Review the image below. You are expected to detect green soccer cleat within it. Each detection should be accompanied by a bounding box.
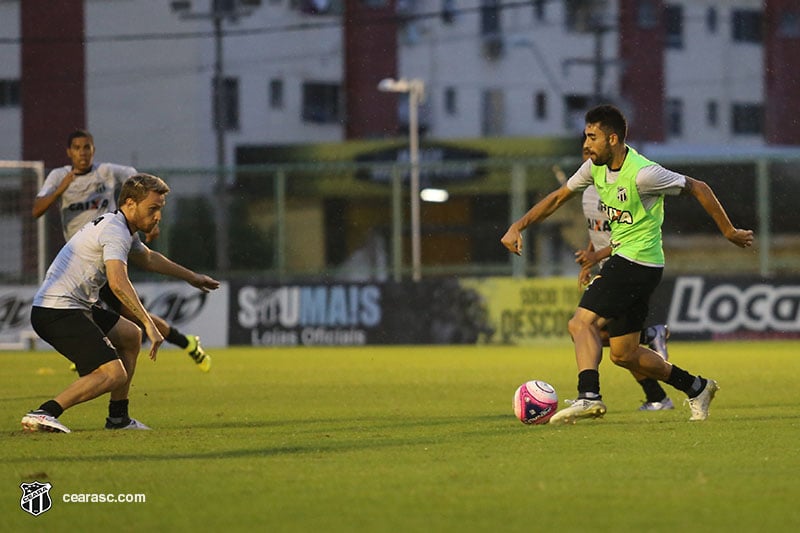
[186,335,212,372]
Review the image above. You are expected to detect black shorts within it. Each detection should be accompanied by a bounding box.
[30,306,121,377]
[578,255,663,338]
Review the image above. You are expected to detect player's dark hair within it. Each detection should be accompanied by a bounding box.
[585,105,627,142]
[118,174,170,205]
[66,129,93,147]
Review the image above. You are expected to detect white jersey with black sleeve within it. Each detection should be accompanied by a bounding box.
[33,211,147,311]
[37,163,137,241]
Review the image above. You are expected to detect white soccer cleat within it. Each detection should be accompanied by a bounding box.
[638,397,675,411]
[105,417,151,430]
[686,379,718,421]
[549,398,607,425]
[21,411,71,433]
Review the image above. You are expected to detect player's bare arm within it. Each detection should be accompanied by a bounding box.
[128,246,220,293]
[501,184,575,255]
[106,259,163,360]
[31,171,77,218]
[574,242,611,268]
[682,177,754,248]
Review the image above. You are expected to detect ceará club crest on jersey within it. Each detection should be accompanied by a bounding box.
[617,186,628,203]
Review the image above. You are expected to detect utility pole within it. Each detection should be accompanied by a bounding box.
[563,21,619,105]
[171,0,255,271]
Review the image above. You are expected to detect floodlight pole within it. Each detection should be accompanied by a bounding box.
[378,78,425,281]
[408,83,422,282]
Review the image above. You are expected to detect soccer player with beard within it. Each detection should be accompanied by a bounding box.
[502,105,753,423]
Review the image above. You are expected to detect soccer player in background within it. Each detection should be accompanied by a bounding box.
[23,174,220,432]
[32,130,212,371]
[503,104,753,424]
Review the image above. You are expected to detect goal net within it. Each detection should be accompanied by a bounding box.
[0,160,44,349]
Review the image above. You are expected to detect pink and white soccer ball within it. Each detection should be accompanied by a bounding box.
[513,380,558,424]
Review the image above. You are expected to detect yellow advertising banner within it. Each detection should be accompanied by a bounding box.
[460,277,584,345]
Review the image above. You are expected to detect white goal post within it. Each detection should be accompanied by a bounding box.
[0,160,44,350]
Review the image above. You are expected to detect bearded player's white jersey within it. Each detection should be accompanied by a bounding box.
[33,211,146,310]
[37,163,137,241]
[581,184,611,258]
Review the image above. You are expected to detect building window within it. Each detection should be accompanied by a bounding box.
[481,89,505,136]
[0,79,20,108]
[213,0,236,14]
[731,103,763,135]
[565,0,596,33]
[302,82,341,124]
[706,7,718,33]
[732,9,763,43]
[533,0,546,22]
[666,98,683,137]
[665,4,684,49]
[778,10,800,38]
[480,0,501,36]
[444,87,457,116]
[706,101,718,127]
[214,77,239,130]
[269,79,284,109]
[534,91,547,120]
[637,0,658,29]
[564,94,590,132]
[298,0,343,14]
[441,0,456,24]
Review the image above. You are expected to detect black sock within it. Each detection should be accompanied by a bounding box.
[666,365,705,397]
[639,328,651,344]
[577,369,601,400]
[39,400,64,418]
[638,378,667,403]
[108,399,130,421]
[166,327,189,349]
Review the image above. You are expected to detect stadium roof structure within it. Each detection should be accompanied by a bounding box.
[637,142,800,164]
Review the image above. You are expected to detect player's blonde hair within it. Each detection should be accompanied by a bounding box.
[118,173,170,205]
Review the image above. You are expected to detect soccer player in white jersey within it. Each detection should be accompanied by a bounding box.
[22,174,219,433]
[33,130,212,371]
[503,104,753,424]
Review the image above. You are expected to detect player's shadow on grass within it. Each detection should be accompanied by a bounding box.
[182,412,511,433]
[6,415,515,463]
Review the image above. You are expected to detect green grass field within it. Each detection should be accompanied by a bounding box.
[2,341,800,532]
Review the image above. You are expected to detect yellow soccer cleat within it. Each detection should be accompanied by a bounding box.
[186,335,212,373]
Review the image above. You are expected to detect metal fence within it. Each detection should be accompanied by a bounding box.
[129,151,800,283]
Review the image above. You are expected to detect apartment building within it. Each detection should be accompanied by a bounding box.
[0,0,797,171]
